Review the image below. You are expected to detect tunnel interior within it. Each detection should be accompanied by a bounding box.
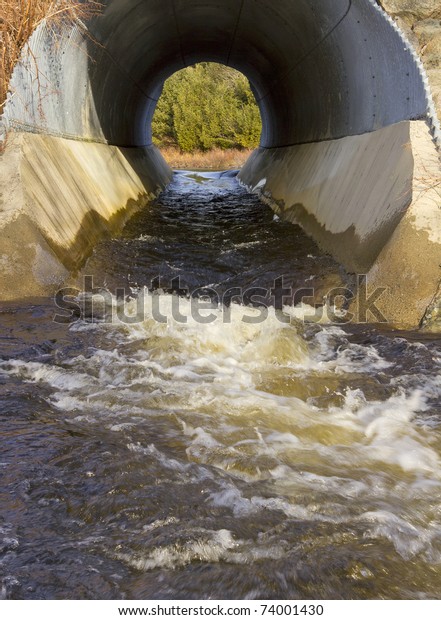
[82,0,428,150]
[2,0,440,323]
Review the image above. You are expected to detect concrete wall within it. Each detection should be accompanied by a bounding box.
[239,122,414,273]
[239,120,441,327]
[0,0,440,327]
[0,133,171,298]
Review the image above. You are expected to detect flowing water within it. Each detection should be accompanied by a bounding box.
[1,171,441,600]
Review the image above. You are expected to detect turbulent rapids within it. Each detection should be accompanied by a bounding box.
[1,173,441,599]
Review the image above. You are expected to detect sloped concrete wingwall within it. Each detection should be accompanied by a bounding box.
[0,0,440,326]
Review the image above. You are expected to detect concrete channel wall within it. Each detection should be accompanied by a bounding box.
[0,0,440,327]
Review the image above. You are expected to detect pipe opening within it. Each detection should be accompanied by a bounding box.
[151,62,262,167]
[1,0,440,326]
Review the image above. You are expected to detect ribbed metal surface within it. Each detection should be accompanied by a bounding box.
[1,0,433,148]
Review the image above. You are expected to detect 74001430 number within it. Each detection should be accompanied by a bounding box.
[260,606,324,616]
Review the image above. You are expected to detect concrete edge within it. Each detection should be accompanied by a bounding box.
[240,120,441,328]
[0,132,172,300]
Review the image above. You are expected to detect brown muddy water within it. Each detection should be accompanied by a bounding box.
[1,171,441,600]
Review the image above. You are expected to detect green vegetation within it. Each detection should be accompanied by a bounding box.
[152,63,262,152]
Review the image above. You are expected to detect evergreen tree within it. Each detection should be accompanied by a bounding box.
[152,63,262,152]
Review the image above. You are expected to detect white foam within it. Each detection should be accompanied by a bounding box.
[115,529,238,571]
[2,288,441,565]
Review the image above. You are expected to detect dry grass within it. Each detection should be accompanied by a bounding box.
[159,146,255,170]
[0,0,101,114]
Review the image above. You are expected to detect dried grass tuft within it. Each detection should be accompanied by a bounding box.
[160,146,255,171]
[0,0,101,114]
